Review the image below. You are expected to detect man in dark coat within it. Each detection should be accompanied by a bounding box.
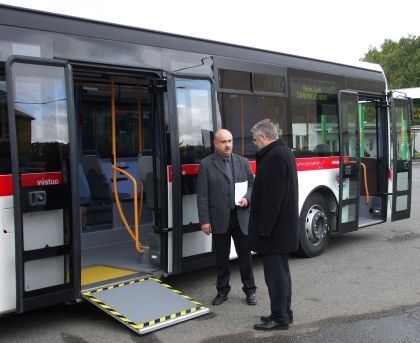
[197,129,257,306]
[248,119,299,331]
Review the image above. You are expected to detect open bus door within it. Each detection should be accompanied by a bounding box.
[167,75,216,274]
[337,90,360,233]
[78,73,209,335]
[6,56,80,312]
[390,96,412,221]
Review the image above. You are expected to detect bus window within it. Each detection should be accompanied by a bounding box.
[80,83,153,158]
[346,77,385,93]
[176,79,213,165]
[11,64,69,174]
[253,73,285,94]
[289,70,343,157]
[218,69,251,92]
[359,101,384,159]
[218,93,287,159]
[174,78,214,230]
[0,75,11,175]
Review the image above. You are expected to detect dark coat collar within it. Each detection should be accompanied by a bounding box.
[256,139,284,161]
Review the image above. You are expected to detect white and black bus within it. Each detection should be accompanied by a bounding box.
[0,4,413,334]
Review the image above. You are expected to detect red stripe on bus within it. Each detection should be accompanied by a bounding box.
[20,172,63,187]
[166,157,340,182]
[167,165,173,183]
[181,164,199,176]
[0,175,13,196]
[1,157,341,194]
[167,164,199,183]
[0,172,63,196]
[249,160,256,174]
[295,156,340,171]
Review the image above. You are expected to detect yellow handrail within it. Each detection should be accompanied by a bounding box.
[112,166,144,253]
[360,162,370,204]
[111,80,144,254]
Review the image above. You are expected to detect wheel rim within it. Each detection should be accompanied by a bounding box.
[305,205,329,245]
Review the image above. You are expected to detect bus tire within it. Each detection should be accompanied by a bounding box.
[297,193,330,257]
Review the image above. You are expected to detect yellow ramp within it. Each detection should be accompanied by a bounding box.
[81,265,139,286]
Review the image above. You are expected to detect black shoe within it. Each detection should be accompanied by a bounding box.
[254,319,289,331]
[246,293,257,305]
[261,315,293,324]
[212,293,228,306]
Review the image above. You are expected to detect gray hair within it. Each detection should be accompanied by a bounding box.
[251,119,279,140]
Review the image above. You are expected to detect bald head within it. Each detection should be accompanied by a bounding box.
[214,129,232,140]
[214,129,233,158]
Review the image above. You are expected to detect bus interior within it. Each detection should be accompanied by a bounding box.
[74,67,166,289]
[357,95,388,227]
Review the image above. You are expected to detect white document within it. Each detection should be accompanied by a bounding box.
[235,181,248,205]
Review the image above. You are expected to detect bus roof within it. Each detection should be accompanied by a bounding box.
[393,88,420,99]
[0,4,384,76]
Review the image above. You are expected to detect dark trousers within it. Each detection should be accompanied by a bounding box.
[262,254,293,323]
[213,209,256,296]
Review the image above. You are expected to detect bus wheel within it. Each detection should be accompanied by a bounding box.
[298,193,330,257]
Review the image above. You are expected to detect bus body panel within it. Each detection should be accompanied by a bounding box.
[0,194,16,315]
[298,167,339,212]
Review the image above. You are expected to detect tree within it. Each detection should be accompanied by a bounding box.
[362,35,420,89]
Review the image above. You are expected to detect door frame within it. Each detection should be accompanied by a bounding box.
[356,91,389,224]
[6,55,80,312]
[390,95,412,221]
[337,90,360,233]
[72,65,168,277]
[166,73,217,274]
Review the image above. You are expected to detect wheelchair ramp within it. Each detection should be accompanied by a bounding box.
[82,276,209,334]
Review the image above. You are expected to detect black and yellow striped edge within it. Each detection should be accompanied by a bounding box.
[82,276,207,332]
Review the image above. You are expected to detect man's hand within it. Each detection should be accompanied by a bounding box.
[237,198,249,208]
[201,223,212,235]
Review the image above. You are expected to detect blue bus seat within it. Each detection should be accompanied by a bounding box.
[82,151,131,203]
[101,158,141,199]
[78,163,91,206]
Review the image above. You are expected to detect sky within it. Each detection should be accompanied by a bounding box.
[0,0,419,65]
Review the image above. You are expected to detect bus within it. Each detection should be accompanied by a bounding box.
[0,4,413,334]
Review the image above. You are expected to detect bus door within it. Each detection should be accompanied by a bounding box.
[357,93,388,227]
[6,56,80,312]
[337,91,360,233]
[73,72,209,335]
[389,96,412,221]
[167,75,216,274]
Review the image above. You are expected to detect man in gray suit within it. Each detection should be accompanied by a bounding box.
[197,129,257,306]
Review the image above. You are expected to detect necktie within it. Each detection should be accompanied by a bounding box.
[224,158,235,209]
